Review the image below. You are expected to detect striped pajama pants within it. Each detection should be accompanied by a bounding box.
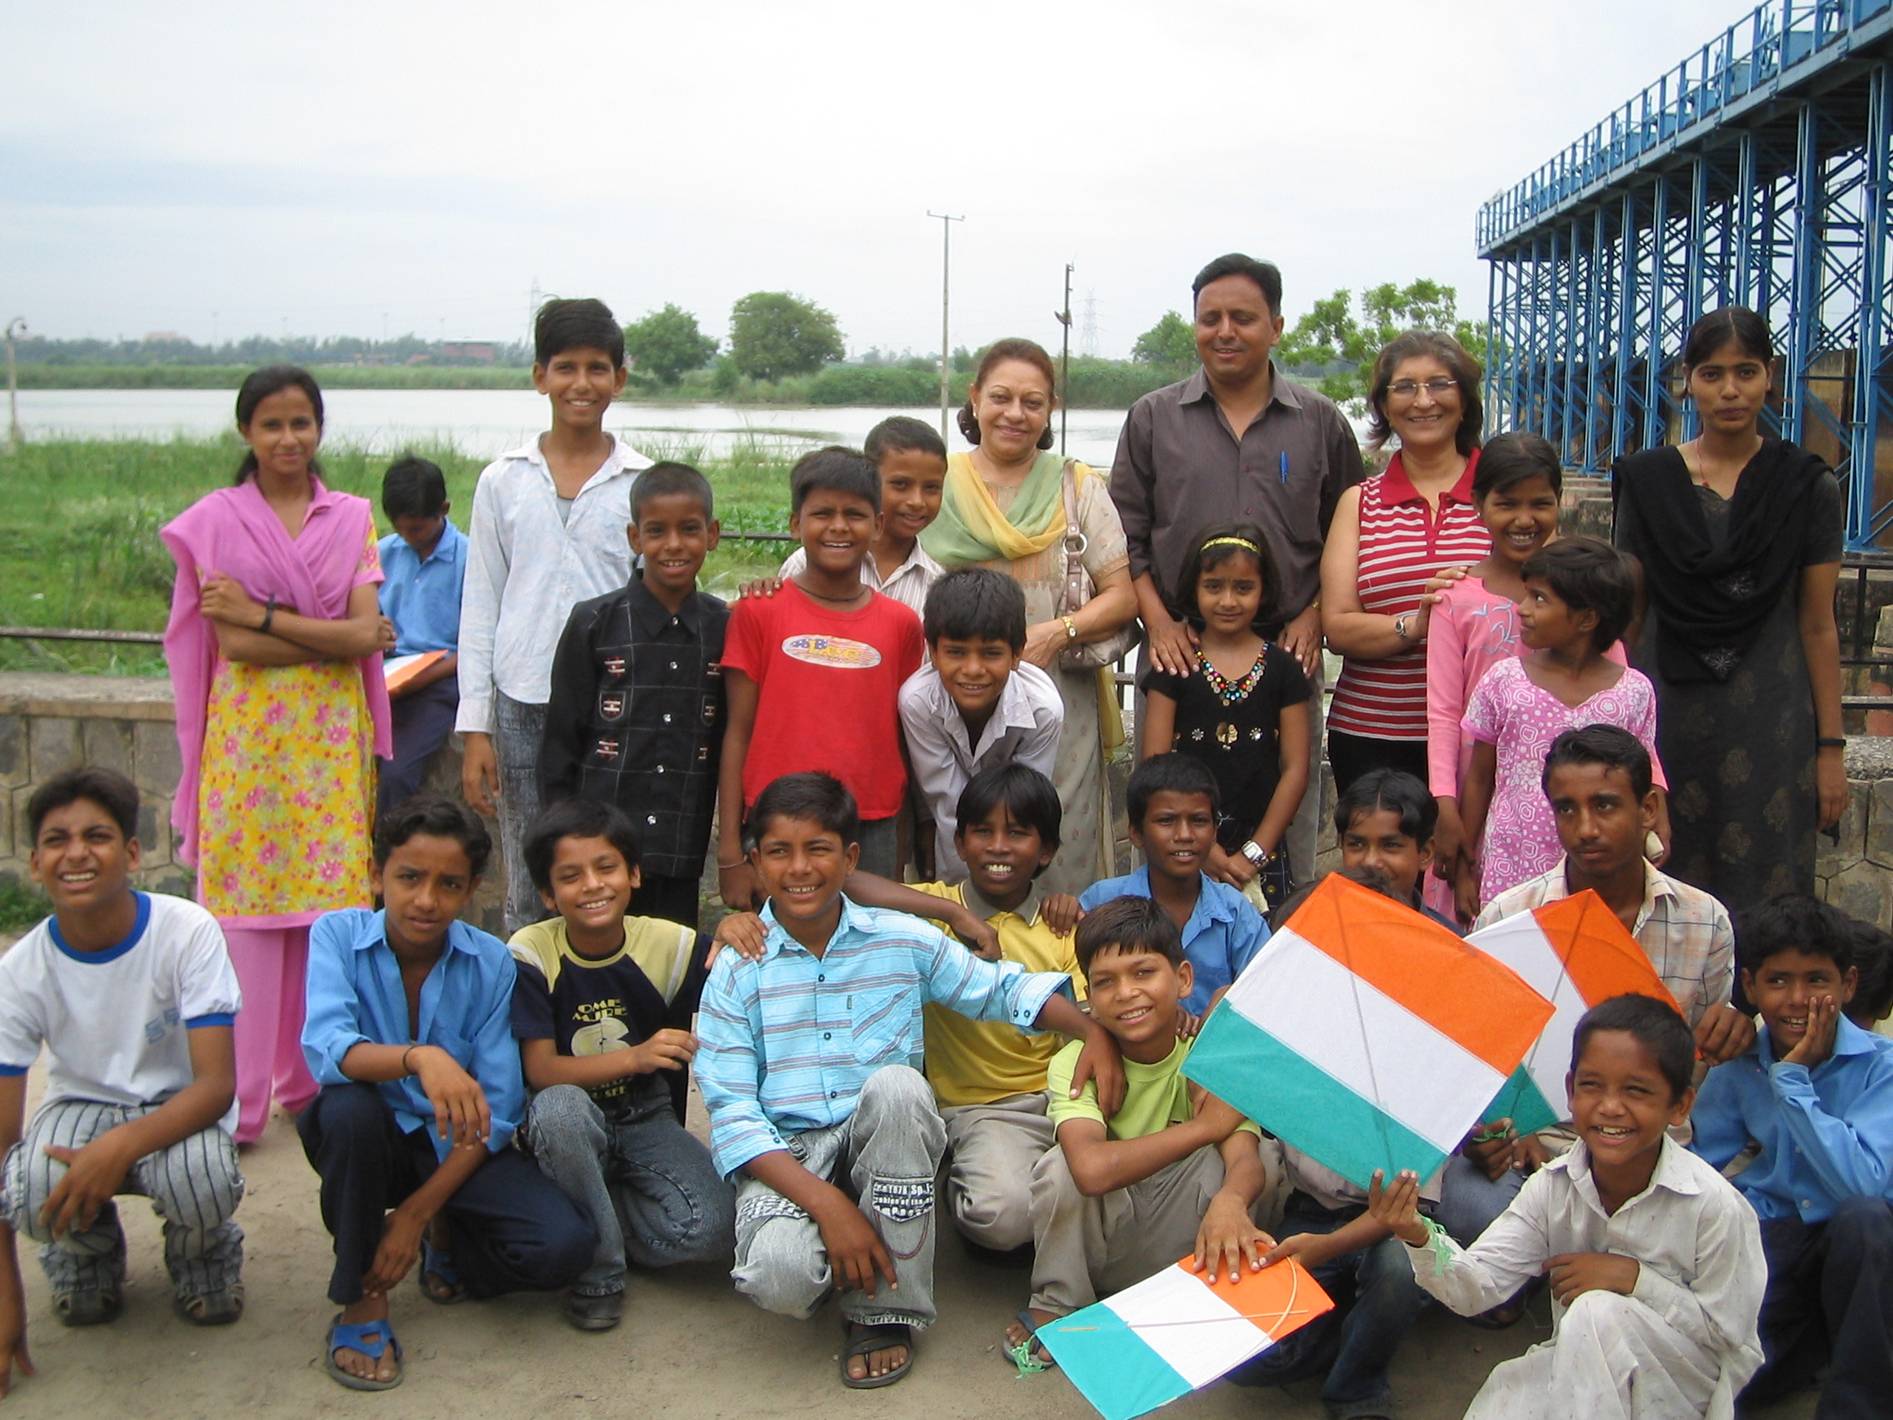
[0,1098,245,1301]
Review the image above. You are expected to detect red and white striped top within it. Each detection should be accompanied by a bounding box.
[1328,450,1490,742]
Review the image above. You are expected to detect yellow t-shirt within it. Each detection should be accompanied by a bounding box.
[910,880,1086,1108]
[1047,1034,1261,1142]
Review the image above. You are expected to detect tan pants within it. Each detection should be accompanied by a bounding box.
[939,1093,1055,1251]
[1028,1141,1232,1315]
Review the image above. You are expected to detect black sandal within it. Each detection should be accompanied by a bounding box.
[840,1320,915,1389]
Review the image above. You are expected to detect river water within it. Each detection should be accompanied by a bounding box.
[13,388,1134,467]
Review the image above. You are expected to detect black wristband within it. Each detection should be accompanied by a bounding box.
[259,596,276,635]
[1817,736,1846,749]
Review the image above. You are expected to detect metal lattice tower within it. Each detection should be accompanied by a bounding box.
[1480,0,1893,548]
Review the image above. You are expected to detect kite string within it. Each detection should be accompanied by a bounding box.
[1334,900,1398,1182]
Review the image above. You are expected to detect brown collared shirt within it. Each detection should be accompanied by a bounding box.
[1109,363,1366,621]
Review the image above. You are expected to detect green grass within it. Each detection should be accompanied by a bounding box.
[0,435,795,675]
[0,878,51,933]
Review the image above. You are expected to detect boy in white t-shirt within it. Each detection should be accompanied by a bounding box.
[0,769,244,1395]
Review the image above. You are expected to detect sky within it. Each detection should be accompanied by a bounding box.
[4,0,1749,359]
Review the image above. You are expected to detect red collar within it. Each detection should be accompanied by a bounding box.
[1379,446,1480,507]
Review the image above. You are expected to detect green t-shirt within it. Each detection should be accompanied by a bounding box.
[1046,1034,1260,1141]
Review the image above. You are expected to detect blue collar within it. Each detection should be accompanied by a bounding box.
[1757,1013,1882,1067]
[1123,865,1233,935]
[758,893,871,959]
[354,911,480,960]
[48,892,151,964]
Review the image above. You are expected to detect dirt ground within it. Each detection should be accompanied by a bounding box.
[1,1066,1822,1420]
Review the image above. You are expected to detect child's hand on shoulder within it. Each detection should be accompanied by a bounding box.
[704,911,769,969]
[1041,894,1084,936]
[410,1045,490,1148]
[947,908,1001,961]
[630,1028,699,1075]
[1070,1024,1127,1118]
[1544,1251,1638,1304]
[1207,844,1256,889]
[1175,1007,1204,1040]
[1366,1168,1430,1248]
[1694,1002,1758,1066]
[738,576,786,600]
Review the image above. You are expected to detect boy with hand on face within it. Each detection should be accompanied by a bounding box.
[1006,896,1271,1369]
[1693,894,1893,1420]
[0,770,245,1399]
[299,796,593,1392]
[1375,994,1764,1419]
[376,454,466,817]
[694,772,1123,1390]
[539,460,727,930]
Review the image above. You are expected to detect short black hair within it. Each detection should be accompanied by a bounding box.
[1844,916,1893,1022]
[1267,865,1401,932]
[1570,993,1695,1101]
[955,762,1061,858]
[1333,769,1438,843]
[789,446,880,516]
[864,416,947,466]
[1174,521,1280,631]
[1734,893,1855,976]
[1541,725,1654,803]
[745,771,859,852]
[1473,431,1564,500]
[373,794,492,878]
[632,460,715,522]
[523,798,642,895]
[381,453,447,522]
[1520,535,1635,652]
[534,297,624,368]
[1075,895,1185,978]
[923,568,1027,650]
[1192,253,1283,318]
[1126,753,1221,827]
[28,768,139,843]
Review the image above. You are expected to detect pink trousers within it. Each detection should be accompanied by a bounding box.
[222,925,320,1144]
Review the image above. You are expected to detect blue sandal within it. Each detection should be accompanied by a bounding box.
[325,1314,403,1392]
[419,1237,465,1304]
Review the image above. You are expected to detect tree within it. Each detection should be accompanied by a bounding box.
[623,304,717,385]
[726,292,844,382]
[1132,311,1196,370]
[1276,279,1489,409]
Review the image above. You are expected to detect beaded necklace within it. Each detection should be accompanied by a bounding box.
[1197,645,1268,705]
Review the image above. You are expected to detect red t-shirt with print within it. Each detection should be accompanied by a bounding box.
[723,583,925,819]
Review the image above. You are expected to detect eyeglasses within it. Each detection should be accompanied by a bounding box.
[1387,377,1459,399]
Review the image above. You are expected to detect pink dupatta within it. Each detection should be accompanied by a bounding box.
[160,477,392,866]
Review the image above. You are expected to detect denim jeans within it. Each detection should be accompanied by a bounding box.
[1746,1198,1893,1420]
[521,1082,735,1297]
[1229,1191,1430,1416]
[494,692,548,934]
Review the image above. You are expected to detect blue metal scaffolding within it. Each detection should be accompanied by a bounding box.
[1479,0,1893,548]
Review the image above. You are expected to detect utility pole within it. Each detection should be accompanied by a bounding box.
[4,318,25,455]
[1054,265,1073,455]
[926,211,964,438]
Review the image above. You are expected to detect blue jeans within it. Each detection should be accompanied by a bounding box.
[1230,1192,1430,1415]
[1435,1152,1525,1246]
[494,692,548,934]
[378,677,459,820]
[1746,1197,1893,1419]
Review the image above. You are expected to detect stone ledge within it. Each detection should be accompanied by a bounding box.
[0,673,176,723]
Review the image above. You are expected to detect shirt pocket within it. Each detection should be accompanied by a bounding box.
[429,1026,474,1070]
[848,988,917,1067]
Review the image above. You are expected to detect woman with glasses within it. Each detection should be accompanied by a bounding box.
[1318,332,1490,791]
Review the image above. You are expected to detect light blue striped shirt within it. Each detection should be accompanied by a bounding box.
[695,895,1073,1178]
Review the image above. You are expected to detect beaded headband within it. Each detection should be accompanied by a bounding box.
[1201,535,1262,554]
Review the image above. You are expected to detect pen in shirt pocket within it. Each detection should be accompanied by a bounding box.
[1278,452,1289,485]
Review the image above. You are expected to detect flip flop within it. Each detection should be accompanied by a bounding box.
[1006,1309,1060,1372]
[419,1236,466,1304]
[325,1314,403,1392]
[840,1320,915,1389]
[173,1288,244,1326]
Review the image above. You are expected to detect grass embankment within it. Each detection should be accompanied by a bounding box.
[0,436,796,676]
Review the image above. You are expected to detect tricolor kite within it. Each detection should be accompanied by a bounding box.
[1464,889,1681,1134]
[1038,1254,1333,1420]
[1184,873,1555,1189]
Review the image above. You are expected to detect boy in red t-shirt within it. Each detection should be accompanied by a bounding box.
[716,447,925,909]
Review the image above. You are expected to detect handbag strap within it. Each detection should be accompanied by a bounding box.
[1059,459,1090,618]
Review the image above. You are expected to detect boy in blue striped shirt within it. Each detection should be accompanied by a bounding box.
[695,771,1121,1391]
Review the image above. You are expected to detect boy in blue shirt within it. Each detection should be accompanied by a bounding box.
[299,796,592,1392]
[1692,894,1893,1420]
[1076,754,1269,1019]
[376,454,466,817]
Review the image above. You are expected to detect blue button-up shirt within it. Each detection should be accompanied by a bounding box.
[694,895,1074,1178]
[302,907,524,1158]
[1692,1015,1893,1223]
[1078,866,1270,1014]
[378,520,466,656]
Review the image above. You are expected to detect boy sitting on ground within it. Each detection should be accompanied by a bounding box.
[299,796,593,1392]
[1692,894,1893,1419]
[1007,896,1270,1368]
[509,798,734,1332]
[0,769,245,1396]
[694,771,1122,1390]
[1376,993,1764,1418]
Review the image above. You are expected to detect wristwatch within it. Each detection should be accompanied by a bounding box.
[1392,612,1415,642]
[1240,840,1269,867]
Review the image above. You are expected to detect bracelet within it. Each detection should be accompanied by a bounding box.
[717,856,746,870]
[400,1044,417,1076]
[1061,615,1078,641]
[259,595,276,635]
[1816,736,1846,749]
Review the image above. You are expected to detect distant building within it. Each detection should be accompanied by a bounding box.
[439,341,499,365]
[144,331,187,344]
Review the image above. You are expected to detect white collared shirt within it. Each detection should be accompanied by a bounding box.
[898,660,1062,881]
[455,434,651,732]
[1403,1137,1765,1417]
[779,539,944,619]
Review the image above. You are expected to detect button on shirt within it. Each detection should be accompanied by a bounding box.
[1110,364,1366,623]
[898,659,1063,882]
[378,520,467,656]
[302,908,525,1158]
[694,894,1075,1177]
[456,434,652,733]
[1691,1015,1893,1223]
[1077,866,1270,1014]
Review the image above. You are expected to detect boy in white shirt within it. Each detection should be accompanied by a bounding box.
[458,297,652,931]
[0,769,244,1395]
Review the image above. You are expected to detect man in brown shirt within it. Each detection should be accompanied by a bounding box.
[1110,253,1366,880]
